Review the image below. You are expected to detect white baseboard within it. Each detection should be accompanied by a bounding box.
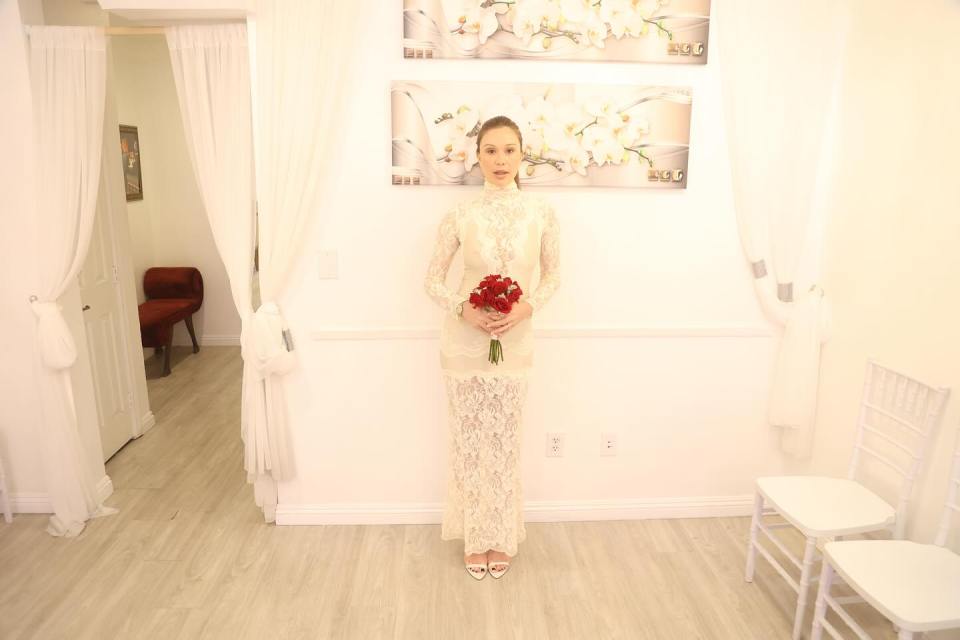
[9,492,52,514]
[97,475,114,502]
[11,475,115,514]
[139,411,156,436]
[174,335,240,347]
[275,494,755,526]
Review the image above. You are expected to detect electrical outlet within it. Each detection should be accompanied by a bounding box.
[546,433,564,458]
[601,432,617,456]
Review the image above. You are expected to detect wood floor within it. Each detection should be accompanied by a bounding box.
[0,347,899,639]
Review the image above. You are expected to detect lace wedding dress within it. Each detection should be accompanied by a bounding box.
[423,179,561,556]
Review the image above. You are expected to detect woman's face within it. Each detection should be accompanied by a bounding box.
[478,126,522,187]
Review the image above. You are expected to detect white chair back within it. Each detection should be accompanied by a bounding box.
[934,428,960,548]
[847,360,950,538]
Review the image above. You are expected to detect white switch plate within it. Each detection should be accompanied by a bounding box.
[318,250,338,279]
[546,433,564,458]
[601,432,617,456]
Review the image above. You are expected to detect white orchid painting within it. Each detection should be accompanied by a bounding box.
[391,81,691,188]
[403,0,710,63]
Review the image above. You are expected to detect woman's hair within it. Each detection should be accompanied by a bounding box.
[476,115,523,189]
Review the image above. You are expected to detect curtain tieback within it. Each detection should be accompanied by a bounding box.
[29,298,78,370]
[242,301,296,380]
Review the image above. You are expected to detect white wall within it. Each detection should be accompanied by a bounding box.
[110,34,241,348]
[274,8,789,522]
[810,0,960,546]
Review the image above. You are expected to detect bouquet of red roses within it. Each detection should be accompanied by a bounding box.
[468,274,523,365]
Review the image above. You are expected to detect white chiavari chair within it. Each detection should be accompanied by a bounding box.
[811,426,960,640]
[745,360,950,639]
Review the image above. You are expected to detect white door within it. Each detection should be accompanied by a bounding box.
[79,158,136,461]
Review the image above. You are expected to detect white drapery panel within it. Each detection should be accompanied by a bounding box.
[164,25,281,518]
[166,24,254,321]
[718,2,846,457]
[245,1,364,511]
[26,26,116,536]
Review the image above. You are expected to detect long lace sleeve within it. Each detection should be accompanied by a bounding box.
[424,207,464,314]
[526,204,560,311]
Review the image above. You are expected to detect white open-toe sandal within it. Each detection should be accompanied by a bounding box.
[465,562,488,581]
[488,559,510,579]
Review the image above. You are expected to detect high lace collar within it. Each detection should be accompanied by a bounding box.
[482,179,521,201]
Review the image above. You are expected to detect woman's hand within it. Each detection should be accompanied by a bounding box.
[461,304,502,334]
[486,301,533,338]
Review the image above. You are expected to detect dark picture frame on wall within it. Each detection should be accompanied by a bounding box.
[119,124,143,201]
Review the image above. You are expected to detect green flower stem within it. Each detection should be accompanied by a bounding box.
[498,27,580,44]
[626,147,654,167]
[642,18,673,39]
[575,119,598,137]
[489,338,504,365]
[533,28,580,42]
[525,155,563,170]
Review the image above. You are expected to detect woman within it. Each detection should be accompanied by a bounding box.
[423,115,561,580]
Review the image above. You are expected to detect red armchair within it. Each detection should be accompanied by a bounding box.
[138,267,203,376]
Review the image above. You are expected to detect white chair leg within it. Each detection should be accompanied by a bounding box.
[745,490,763,582]
[792,536,818,640]
[810,559,834,640]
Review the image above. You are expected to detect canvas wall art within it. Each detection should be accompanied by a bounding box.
[119,124,143,201]
[391,80,692,188]
[403,0,711,63]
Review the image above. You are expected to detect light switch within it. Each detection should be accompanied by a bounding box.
[318,250,338,279]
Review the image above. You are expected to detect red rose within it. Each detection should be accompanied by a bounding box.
[492,297,512,313]
[463,274,523,364]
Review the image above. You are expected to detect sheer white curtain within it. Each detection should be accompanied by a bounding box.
[164,25,278,517]
[718,2,847,457]
[25,26,116,536]
[245,1,363,514]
